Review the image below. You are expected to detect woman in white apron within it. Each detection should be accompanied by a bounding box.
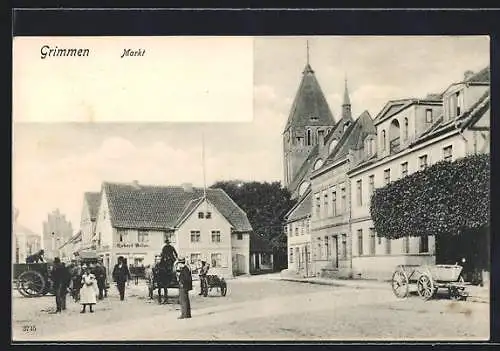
[80,264,98,313]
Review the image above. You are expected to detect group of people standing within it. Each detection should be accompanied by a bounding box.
[49,257,117,313]
[47,240,207,320]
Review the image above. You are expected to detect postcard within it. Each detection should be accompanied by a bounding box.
[12,35,490,341]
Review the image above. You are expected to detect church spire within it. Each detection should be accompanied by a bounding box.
[306,40,310,65]
[342,75,352,119]
[303,40,314,74]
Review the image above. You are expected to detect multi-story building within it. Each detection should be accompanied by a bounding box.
[283,60,490,281]
[347,67,490,280]
[285,190,312,276]
[310,111,376,278]
[42,209,73,260]
[88,181,252,279]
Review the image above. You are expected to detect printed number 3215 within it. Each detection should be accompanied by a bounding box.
[23,325,36,332]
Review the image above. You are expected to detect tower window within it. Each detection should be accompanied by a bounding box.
[307,130,312,146]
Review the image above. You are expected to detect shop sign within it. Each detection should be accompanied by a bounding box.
[116,242,150,249]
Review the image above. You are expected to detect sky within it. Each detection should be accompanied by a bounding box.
[12,36,490,237]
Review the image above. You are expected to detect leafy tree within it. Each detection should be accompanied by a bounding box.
[210,180,296,249]
[370,154,489,239]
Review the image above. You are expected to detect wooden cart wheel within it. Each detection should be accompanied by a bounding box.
[449,275,466,300]
[391,269,409,298]
[220,280,227,296]
[17,271,46,298]
[417,274,434,301]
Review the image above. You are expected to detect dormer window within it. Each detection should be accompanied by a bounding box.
[456,91,463,116]
[329,140,338,153]
[403,118,409,141]
[426,109,433,123]
[198,212,204,219]
[206,212,212,219]
[313,159,324,171]
[448,89,464,119]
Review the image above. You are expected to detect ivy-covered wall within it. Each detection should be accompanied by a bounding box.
[370,153,489,239]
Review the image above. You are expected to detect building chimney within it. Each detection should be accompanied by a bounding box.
[181,183,193,192]
[464,70,475,81]
[131,180,140,189]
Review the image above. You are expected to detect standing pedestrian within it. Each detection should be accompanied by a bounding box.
[79,264,97,313]
[49,257,71,313]
[92,258,107,300]
[176,257,192,319]
[112,256,132,301]
[198,259,210,297]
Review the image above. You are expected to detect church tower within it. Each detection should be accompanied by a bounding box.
[282,42,336,190]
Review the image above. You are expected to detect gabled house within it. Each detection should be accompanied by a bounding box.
[91,181,253,278]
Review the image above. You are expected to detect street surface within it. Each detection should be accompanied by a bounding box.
[12,274,489,341]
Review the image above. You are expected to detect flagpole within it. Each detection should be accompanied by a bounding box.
[202,130,207,200]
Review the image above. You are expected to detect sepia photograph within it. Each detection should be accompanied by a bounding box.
[12,35,490,341]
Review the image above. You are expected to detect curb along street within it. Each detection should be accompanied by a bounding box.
[279,277,489,303]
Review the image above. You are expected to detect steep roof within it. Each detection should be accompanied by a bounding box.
[324,111,375,165]
[284,64,336,132]
[84,192,101,220]
[102,182,252,232]
[249,232,273,253]
[286,191,312,222]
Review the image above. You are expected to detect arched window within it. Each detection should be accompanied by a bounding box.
[404,118,409,141]
[307,129,312,146]
[381,130,386,151]
[389,119,401,154]
[313,158,324,171]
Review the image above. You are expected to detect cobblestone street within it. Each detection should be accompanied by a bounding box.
[12,274,489,341]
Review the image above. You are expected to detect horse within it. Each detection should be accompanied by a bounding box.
[152,259,176,304]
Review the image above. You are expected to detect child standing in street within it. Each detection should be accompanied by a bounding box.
[80,264,97,313]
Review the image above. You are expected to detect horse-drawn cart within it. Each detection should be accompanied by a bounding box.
[13,263,54,298]
[392,263,468,301]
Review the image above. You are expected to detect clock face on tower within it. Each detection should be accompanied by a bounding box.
[298,181,310,196]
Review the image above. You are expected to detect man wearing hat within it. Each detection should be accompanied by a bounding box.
[112,256,132,301]
[92,258,107,300]
[176,257,192,319]
[198,259,210,297]
[161,239,178,270]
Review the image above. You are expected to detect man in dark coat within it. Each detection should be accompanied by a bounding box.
[112,256,131,301]
[92,259,107,300]
[26,249,45,263]
[198,260,210,297]
[176,257,192,319]
[161,239,178,269]
[50,257,71,313]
